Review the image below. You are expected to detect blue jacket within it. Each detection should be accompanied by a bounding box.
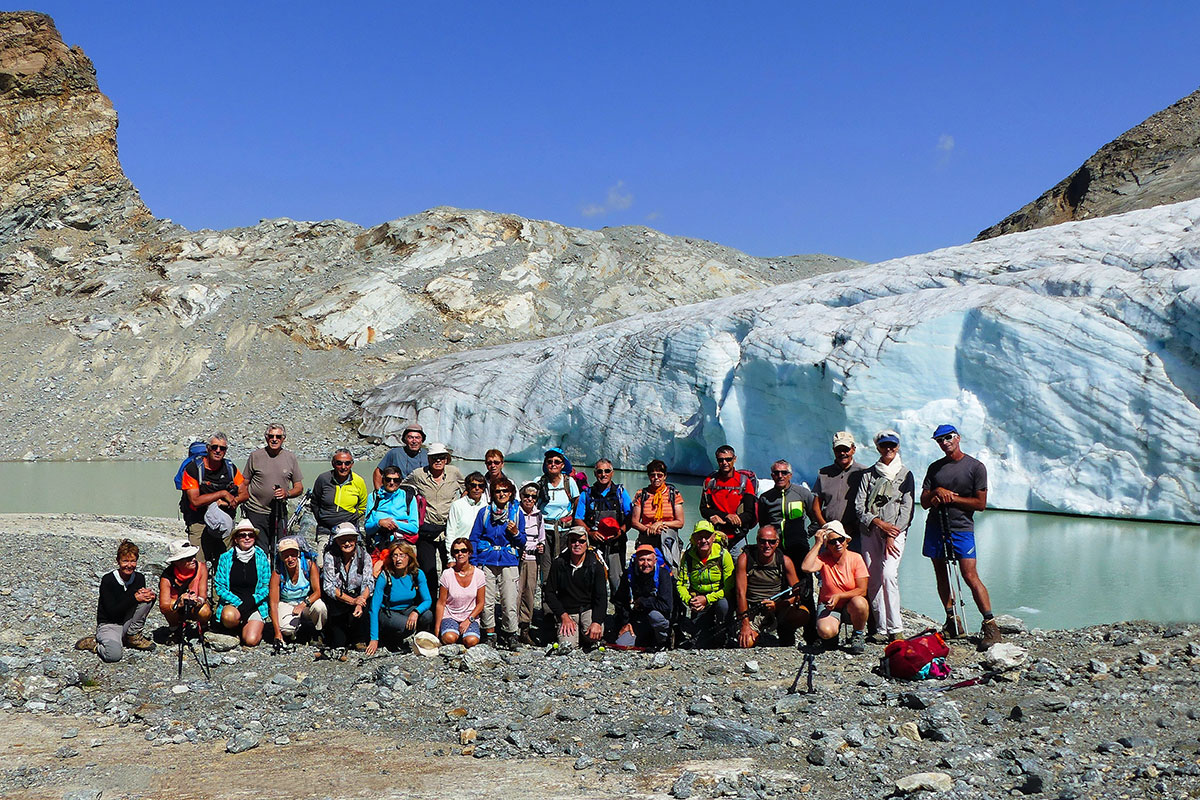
[214,547,271,619]
[369,569,432,641]
[469,503,526,568]
[364,486,420,549]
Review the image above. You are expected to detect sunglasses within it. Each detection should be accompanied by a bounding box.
[546,458,565,465]
[493,489,512,495]
[485,459,503,465]
[833,447,852,455]
[648,471,665,477]
[265,434,283,441]
[234,532,255,539]
[758,538,779,545]
[208,444,227,452]
[383,477,402,484]
[333,460,353,466]
[878,443,898,450]
[595,468,613,475]
[935,434,957,444]
[521,493,538,500]
[827,538,846,547]
[467,484,485,490]
[716,456,734,463]
[430,454,450,461]
[770,470,790,476]
[451,547,469,555]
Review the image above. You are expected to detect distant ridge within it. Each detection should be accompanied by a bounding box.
[976,87,1200,240]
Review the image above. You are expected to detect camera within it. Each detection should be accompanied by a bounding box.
[174,595,200,617]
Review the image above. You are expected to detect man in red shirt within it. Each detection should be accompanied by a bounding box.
[800,521,868,654]
[699,445,757,558]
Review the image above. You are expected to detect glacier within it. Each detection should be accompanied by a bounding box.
[357,199,1200,522]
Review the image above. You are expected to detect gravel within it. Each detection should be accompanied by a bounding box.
[2,514,1199,799]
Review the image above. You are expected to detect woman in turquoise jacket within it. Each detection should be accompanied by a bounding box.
[214,520,272,646]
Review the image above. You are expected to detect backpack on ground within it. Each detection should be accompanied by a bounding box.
[881,629,951,680]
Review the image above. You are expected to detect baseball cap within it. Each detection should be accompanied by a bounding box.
[832,431,856,449]
[931,424,958,439]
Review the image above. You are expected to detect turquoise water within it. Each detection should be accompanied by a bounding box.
[2,459,1196,629]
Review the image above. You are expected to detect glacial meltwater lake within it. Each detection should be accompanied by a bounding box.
[3,459,1197,630]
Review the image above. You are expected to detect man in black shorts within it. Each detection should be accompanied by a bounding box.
[919,424,1002,651]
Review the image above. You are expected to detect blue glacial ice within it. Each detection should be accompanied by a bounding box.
[358,199,1200,522]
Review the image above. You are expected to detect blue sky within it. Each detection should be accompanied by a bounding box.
[35,2,1200,263]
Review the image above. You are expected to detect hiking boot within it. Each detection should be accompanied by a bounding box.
[497,631,518,652]
[517,625,538,647]
[847,630,866,655]
[74,635,97,653]
[943,613,968,639]
[978,619,1004,651]
[124,632,155,651]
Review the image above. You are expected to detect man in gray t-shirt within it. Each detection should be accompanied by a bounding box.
[919,423,1002,651]
[811,431,868,551]
[241,423,305,553]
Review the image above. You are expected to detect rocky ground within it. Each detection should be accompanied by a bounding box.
[2,514,1198,800]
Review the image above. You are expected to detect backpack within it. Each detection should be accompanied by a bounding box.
[701,468,758,506]
[536,473,578,510]
[623,549,673,595]
[582,483,629,530]
[173,441,210,490]
[882,629,951,680]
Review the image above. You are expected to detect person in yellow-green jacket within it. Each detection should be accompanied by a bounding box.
[676,520,734,648]
[311,448,369,552]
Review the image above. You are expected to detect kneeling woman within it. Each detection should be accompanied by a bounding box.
[434,537,485,647]
[366,541,432,655]
[159,539,213,637]
[269,537,327,644]
[213,520,271,646]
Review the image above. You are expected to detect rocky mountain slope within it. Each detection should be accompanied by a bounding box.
[358,199,1200,522]
[976,86,1200,239]
[0,12,857,462]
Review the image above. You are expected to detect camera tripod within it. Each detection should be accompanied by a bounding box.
[177,619,212,680]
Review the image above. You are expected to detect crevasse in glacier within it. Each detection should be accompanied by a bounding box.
[358,199,1200,521]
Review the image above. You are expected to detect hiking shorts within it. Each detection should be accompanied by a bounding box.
[922,527,976,560]
[439,616,480,639]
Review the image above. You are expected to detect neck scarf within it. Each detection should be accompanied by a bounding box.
[172,561,197,584]
[648,485,669,522]
[490,501,512,526]
[875,455,904,483]
[234,546,255,564]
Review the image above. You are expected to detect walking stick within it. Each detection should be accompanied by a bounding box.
[938,506,968,638]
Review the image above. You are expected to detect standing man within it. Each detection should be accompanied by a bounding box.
[373,423,427,489]
[699,445,757,558]
[482,449,509,496]
[311,448,369,552]
[811,432,868,552]
[179,431,248,564]
[576,458,633,595]
[402,443,466,598]
[241,423,304,554]
[756,460,814,566]
[920,424,1003,651]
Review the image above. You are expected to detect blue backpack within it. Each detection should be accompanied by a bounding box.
[173,441,210,490]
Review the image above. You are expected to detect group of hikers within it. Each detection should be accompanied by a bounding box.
[77,420,1005,663]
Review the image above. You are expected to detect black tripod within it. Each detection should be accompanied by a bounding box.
[938,506,968,638]
[177,618,212,680]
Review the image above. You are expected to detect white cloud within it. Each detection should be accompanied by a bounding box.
[645,210,661,222]
[581,180,633,218]
[937,134,955,153]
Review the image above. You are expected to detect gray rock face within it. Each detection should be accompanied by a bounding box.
[918,702,967,743]
[977,88,1200,240]
[701,718,780,747]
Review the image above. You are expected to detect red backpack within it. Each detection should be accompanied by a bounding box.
[882,629,951,680]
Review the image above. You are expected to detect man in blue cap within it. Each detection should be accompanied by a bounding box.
[919,424,1003,651]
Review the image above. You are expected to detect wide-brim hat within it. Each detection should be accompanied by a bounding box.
[332,522,359,540]
[401,423,426,442]
[426,442,451,457]
[412,631,439,657]
[166,539,199,562]
[819,520,849,540]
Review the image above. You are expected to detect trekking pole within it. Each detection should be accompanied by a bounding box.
[177,627,185,680]
[938,506,968,638]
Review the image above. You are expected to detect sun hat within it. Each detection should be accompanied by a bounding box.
[401,423,426,442]
[233,519,256,534]
[819,520,849,540]
[411,631,440,657]
[426,442,451,457]
[166,539,199,562]
[932,423,958,439]
[874,430,900,446]
[332,522,359,540]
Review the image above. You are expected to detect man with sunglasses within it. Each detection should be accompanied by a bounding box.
[811,431,868,553]
[756,460,815,566]
[699,445,758,559]
[241,423,304,553]
[920,424,1003,650]
[179,431,247,564]
[575,458,633,595]
[311,448,368,552]
[733,525,808,648]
